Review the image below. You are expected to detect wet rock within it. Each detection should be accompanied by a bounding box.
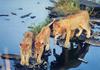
[78,58,88,64]
[18,8,23,10]
[21,21,25,23]
[20,13,32,18]
[49,0,57,4]
[45,6,54,10]
[30,16,36,19]
[0,14,9,17]
[11,12,17,15]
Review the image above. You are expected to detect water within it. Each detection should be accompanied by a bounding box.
[0,0,52,54]
[0,0,100,70]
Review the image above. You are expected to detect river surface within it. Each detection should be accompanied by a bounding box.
[0,0,100,70]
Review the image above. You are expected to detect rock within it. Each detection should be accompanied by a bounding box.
[11,12,17,15]
[78,58,88,64]
[0,14,9,17]
[30,16,36,19]
[20,13,32,18]
[18,8,23,10]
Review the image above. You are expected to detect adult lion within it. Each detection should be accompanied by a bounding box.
[20,32,33,65]
[53,10,91,48]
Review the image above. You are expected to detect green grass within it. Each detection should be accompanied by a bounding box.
[54,0,80,15]
[28,18,50,36]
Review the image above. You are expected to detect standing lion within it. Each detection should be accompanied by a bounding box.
[33,20,55,64]
[34,26,50,64]
[20,32,33,66]
[53,10,91,48]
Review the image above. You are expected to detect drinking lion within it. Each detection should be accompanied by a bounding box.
[53,10,91,48]
[34,26,50,64]
[33,20,55,64]
[20,32,33,65]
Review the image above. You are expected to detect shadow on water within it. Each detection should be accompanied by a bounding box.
[50,43,90,70]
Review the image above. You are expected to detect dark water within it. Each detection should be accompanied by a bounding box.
[0,0,100,70]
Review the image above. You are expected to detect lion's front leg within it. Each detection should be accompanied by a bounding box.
[37,56,42,64]
[25,51,30,66]
[64,30,71,48]
[54,34,61,46]
[70,30,75,38]
[76,27,83,37]
[86,27,91,38]
[20,49,25,65]
[29,47,32,57]
[37,47,44,64]
[54,35,58,46]
[45,39,50,51]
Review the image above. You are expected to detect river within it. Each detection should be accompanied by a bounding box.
[0,0,100,70]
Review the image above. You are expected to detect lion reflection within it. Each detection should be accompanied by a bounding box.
[50,38,90,70]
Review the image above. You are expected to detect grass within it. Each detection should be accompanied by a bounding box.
[28,18,50,36]
[54,0,80,15]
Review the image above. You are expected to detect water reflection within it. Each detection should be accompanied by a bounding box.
[50,40,90,70]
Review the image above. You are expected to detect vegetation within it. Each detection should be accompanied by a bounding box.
[28,18,50,36]
[53,0,80,15]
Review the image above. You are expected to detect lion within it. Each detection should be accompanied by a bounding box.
[34,26,50,64]
[53,10,91,48]
[33,19,55,64]
[20,32,33,66]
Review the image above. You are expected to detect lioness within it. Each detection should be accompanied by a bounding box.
[53,10,91,48]
[34,26,50,64]
[20,32,33,65]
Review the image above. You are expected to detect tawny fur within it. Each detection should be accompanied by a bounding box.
[34,26,50,64]
[20,32,33,66]
[53,10,91,48]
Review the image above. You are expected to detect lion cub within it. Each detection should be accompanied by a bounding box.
[34,26,50,64]
[20,32,33,65]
